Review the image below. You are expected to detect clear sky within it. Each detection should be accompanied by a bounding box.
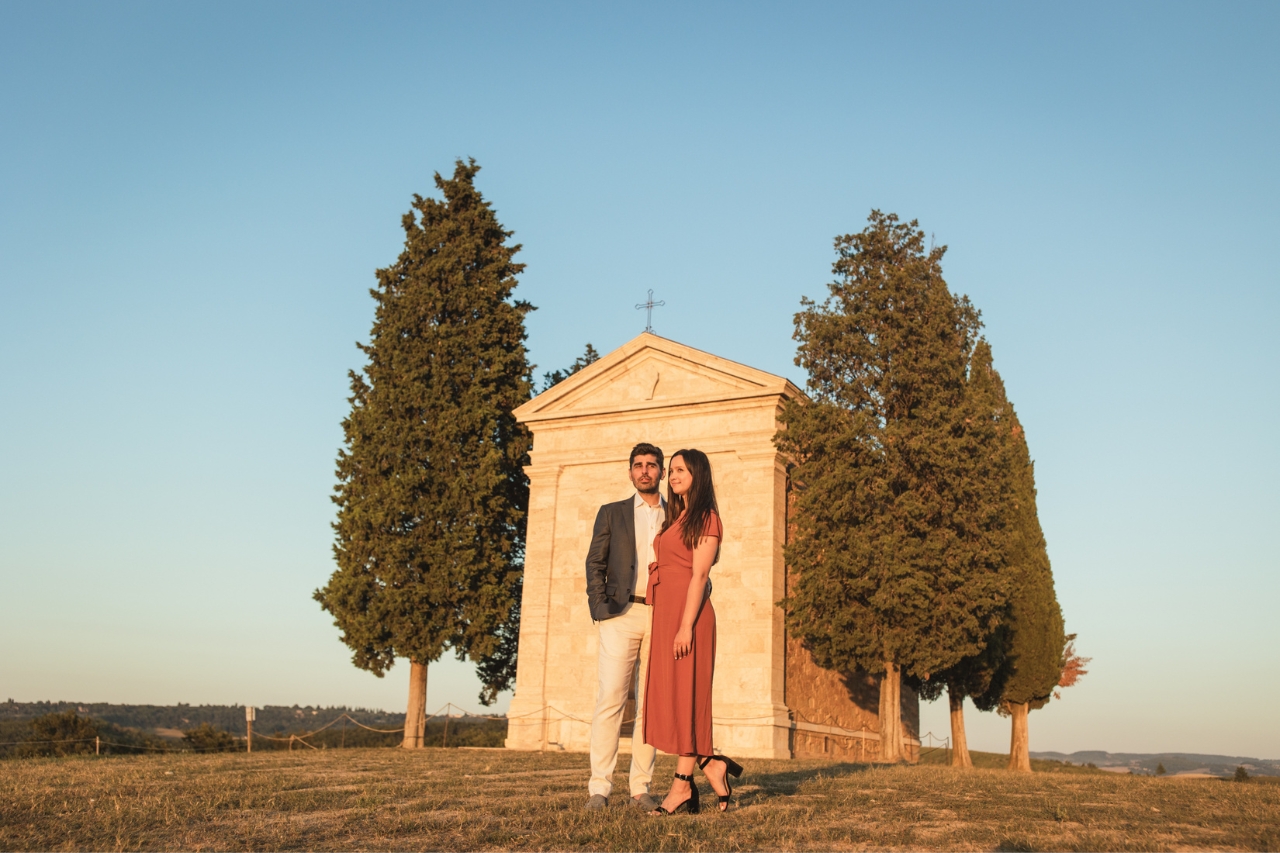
[2,1,1276,758]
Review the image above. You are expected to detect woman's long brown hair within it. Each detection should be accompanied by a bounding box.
[661,449,720,555]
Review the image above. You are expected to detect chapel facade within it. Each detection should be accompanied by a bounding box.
[504,333,919,761]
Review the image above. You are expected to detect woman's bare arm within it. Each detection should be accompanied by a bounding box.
[673,534,718,660]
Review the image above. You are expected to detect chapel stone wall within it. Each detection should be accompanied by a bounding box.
[785,638,921,762]
[505,335,796,758]
[504,334,918,762]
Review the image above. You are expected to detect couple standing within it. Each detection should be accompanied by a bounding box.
[584,443,742,816]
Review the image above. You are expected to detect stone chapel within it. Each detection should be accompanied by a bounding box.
[504,333,919,761]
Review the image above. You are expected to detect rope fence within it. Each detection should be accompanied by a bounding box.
[508,704,940,761]
[1,703,507,755]
[250,703,507,750]
[5,706,952,760]
[918,731,952,762]
[0,737,262,753]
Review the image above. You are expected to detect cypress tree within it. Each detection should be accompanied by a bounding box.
[315,159,533,748]
[541,343,600,390]
[777,212,1011,762]
[974,395,1066,771]
[914,340,1023,768]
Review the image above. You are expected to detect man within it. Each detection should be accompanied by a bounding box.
[583,442,665,811]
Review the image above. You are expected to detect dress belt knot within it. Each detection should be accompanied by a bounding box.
[645,561,660,603]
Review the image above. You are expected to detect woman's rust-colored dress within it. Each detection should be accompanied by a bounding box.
[642,511,721,756]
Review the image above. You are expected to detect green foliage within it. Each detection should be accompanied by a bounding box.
[0,705,512,759]
[542,343,600,390]
[0,700,404,737]
[1235,766,1251,782]
[1156,762,1166,775]
[0,718,30,755]
[316,159,533,705]
[777,211,1012,683]
[2,711,173,759]
[183,723,239,752]
[915,342,1028,708]
[975,402,1066,713]
[24,710,98,756]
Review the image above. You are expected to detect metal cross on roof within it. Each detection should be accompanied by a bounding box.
[635,289,665,333]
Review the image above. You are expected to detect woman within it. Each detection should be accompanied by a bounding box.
[642,448,743,814]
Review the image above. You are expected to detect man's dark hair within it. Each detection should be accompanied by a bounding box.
[629,442,664,470]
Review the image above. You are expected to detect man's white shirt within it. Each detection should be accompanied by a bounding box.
[633,492,665,598]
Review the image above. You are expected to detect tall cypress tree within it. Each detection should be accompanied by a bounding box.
[976,398,1066,771]
[315,159,533,748]
[916,341,1069,772]
[913,340,1021,768]
[777,212,1011,762]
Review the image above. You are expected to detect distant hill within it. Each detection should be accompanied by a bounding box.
[1,700,507,753]
[0,700,413,735]
[1031,750,1280,777]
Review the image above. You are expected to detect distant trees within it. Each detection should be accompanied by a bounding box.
[778,212,1014,762]
[182,724,238,752]
[25,710,98,756]
[5,711,172,758]
[316,159,534,748]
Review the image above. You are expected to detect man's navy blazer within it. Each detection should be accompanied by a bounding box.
[585,496,641,622]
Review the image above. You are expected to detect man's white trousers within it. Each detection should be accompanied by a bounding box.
[588,603,656,798]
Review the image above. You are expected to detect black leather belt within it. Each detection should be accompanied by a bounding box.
[629,595,648,605]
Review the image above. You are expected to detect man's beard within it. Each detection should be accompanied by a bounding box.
[635,481,660,495]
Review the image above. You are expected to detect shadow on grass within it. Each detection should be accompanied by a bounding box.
[740,761,879,805]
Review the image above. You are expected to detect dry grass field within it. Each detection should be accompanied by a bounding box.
[2,747,1277,852]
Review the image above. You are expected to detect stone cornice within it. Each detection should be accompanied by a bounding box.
[515,332,805,424]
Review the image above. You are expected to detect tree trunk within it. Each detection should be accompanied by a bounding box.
[402,660,428,749]
[1007,701,1031,772]
[878,660,904,763]
[948,686,973,768]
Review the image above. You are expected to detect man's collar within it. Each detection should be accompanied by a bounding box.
[634,492,664,510]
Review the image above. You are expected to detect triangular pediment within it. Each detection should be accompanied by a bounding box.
[515,333,803,423]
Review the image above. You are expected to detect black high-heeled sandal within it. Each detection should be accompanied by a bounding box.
[652,772,700,815]
[698,755,744,811]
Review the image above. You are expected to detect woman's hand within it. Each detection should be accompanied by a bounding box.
[673,625,693,660]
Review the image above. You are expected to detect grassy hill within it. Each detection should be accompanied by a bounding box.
[2,747,1277,850]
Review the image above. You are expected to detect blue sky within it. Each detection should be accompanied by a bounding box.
[1,1,1276,757]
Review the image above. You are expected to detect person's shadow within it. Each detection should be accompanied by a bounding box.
[732,761,876,806]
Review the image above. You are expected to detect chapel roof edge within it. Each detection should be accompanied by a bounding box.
[514,332,806,422]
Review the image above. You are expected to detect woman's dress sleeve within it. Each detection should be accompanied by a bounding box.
[704,511,723,540]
